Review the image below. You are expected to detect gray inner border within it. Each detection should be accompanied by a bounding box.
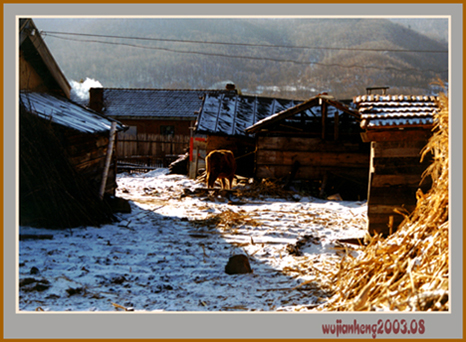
[4,3,463,339]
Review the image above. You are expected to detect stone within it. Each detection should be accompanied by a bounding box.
[225,254,253,275]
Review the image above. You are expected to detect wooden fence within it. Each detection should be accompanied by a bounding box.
[116,133,190,169]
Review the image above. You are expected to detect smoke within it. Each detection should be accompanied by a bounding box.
[70,78,102,105]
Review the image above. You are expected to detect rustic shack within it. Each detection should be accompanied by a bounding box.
[19,18,125,228]
[355,90,439,237]
[193,92,301,178]
[20,18,70,97]
[245,94,370,200]
[89,87,235,168]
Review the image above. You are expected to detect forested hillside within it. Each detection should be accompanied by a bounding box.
[34,18,448,99]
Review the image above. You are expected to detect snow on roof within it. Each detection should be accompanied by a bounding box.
[20,91,123,134]
[196,93,300,136]
[354,94,439,129]
[101,88,232,119]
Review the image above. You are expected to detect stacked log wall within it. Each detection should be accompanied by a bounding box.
[255,136,369,183]
[367,132,432,236]
[58,125,118,196]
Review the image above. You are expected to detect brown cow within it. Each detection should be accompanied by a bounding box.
[205,150,237,189]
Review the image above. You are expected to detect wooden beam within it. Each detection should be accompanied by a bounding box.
[245,98,320,134]
[367,213,405,225]
[368,204,415,215]
[256,150,369,168]
[257,136,361,152]
[372,140,427,158]
[362,129,432,143]
[371,174,423,187]
[334,111,339,141]
[321,100,327,140]
[255,165,369,180]
[368,187,419,206]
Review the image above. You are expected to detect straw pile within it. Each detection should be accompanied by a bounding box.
[234,178,297,200]
[191,209,260,233]
[313,89,449,311]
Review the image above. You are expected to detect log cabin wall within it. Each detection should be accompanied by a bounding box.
[245,95,369,200]
[254,136,369,199]
[364,130,432,237]
[255,136,368,179]
[60,127,118,196]
[206,135,256,177]
[355,93,439,237]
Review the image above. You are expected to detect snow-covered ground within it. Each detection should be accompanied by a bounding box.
[18,169,367,312]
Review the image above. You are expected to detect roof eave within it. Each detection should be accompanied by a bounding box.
[20,19,71,98]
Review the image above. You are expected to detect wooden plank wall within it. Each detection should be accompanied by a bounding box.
[367,137,432,237]
[61,129,118,196]
[255,136,369,182]
[206,135,256,177]
[117,133,190,167]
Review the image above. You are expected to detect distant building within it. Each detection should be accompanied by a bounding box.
[89,87,236,168]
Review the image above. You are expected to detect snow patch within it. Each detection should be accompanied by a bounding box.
[19,169,368,312]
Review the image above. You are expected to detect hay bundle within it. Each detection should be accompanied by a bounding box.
[318,89,449,311]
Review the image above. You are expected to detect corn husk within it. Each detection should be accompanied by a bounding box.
[313,86,449,311]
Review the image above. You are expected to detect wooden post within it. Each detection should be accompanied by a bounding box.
[194,145,200,178]
[99,122,117,200]
[334,111,339,141]
[321,99,327,140]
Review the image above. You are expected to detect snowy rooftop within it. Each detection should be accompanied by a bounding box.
[196,93,301,136]
[20,91,124,134]
[354,94,439,128]
[101,88,233,119]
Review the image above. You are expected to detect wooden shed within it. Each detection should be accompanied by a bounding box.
[19,18,126,228]
[356,91,439,237]
[193,92,301,178]
[245,94,370,200]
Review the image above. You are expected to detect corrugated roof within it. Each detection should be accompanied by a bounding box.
[102,88,232,118]
[196,93,300,136]
[354,94,439,129]
[20,91,124,134]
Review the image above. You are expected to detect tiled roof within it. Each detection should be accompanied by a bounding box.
[354,94,439,129]
[20,91,124,134]
[196,93,300,136]
[102,88,231,119]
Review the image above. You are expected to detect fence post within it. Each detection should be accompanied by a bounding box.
[99,122,117,200]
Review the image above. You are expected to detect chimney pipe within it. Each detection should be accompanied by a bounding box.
[89,87,104,113]
[226,83,236,91]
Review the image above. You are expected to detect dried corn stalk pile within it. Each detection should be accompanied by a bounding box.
[317,90,449,311]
